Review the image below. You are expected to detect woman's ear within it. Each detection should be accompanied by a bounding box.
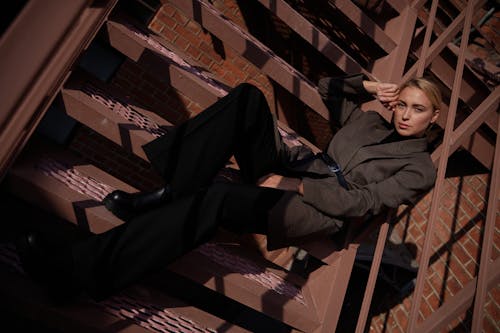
[430,109,440,124]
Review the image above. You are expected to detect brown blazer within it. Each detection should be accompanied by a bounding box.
[266,74,436,250]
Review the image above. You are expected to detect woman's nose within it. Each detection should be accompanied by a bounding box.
[402,109,410,120]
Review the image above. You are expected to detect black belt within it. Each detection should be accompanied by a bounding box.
[318,152,349,190]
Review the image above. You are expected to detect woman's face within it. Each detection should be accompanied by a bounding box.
[393,86,439,137]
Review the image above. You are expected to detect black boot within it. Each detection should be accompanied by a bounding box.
[102,185,173,221]
[15,231,78,304]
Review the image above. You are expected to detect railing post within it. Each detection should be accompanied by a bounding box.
[470,113,500,332]
[407,1,478,331]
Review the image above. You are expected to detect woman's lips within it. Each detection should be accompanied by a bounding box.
[398,122,410,129]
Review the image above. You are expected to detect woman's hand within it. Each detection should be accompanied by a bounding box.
[363,81,400,110]
[257,173,304,195]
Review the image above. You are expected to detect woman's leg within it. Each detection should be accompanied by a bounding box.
[72,183,284,300]
[103,83,283,221]
[143,83,283,196]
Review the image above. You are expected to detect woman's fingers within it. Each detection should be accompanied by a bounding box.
[377,82,399,105]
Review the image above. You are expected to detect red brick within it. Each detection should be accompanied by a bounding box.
[484,299,499,327]
[157,11,177,29]
[394,308,408,331]
[431,232,445,251]
[402,296,413,313]
[186,44,202,60]
[464,260,478,277]
[198,53,214,67]
[460,195,483,220]
[171,8,189,26]
[423,279,435,299]
[419,190,433,208]
[159,3,176,17]
[160,26,179,43]
[435,217,451,242]
[467,175,480,190]
[440,190,458,210]
[185,20,202,35]
[483,316,499,333]
[172,35,189,51]
[462,238,481,262]
[198,40,218,56]
[222,71,240,86]
[148,20,165,34]
[419,297,434,320]
[384,309,398,331]
[451,264,472,288]
[428,259,443,279]
[231,55,250,71]
[453,242,473,265]
[445,275,462,297]
[178,26,204,47]
[467,189,486,210]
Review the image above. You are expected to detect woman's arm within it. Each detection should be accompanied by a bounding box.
[300,160,436,218]
[318,74,370,127]
[257,173,304,195]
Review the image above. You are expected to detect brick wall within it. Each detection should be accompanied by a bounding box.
[369,165,499,332]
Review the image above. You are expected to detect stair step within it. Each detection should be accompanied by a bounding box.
[126,1,330,120]
[256,0,394,61]
[5,138,331,332]
[104,16,319,153]
[167,241,322,331]
[62,70,170,161]
[0,242,249,333]
[6,140,125,234]
[59,13,358,332]
[106,16,228,110]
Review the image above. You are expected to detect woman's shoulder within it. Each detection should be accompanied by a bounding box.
[406,150,437,186]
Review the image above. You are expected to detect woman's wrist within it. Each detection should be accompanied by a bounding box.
[362,80,379,94]
[297,179,304,195]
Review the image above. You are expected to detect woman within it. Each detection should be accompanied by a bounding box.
[16,73,441,302]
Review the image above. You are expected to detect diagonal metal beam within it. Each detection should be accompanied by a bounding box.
[417,257,500,333]
[471,112,500,332]
[402,8,467,82]
[416,0,439,77]
[431,86,500,165]
[355,218,391,333]
[326,0,396,53]
[255,0,369,76]
[0,0,119,181]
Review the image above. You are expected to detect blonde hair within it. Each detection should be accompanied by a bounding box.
[400,78,442,111]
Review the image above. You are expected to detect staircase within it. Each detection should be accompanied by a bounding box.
[0,0,497,332]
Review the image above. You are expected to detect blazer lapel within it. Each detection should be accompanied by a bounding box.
[333,117,393,173]
[343,137,428,173]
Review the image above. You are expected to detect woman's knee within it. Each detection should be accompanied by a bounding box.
[233,82,263,95]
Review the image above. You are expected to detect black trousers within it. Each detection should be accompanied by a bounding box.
[71,83,287,299]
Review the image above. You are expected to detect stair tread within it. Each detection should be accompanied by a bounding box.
[107,15,228,109]
[0,242,249,333]
[6,138,333,331]
[110,6,330,119]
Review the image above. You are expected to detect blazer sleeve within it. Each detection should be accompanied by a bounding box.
[300,158,437,218]
[318,73,374,127]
